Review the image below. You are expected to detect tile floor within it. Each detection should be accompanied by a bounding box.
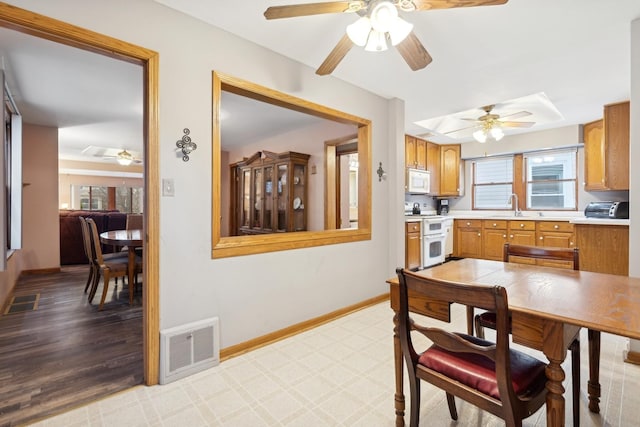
[30,302,640,426]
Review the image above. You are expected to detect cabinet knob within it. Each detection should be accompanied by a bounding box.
[466,222,471,226]
[477,233,481,237]
[510,234,514,239]
[554,225,559,229]
[520,223,524,228]
[570,241,574,246]
[539,236,544,240]
[493,223,497,227]
[503,234,507,238]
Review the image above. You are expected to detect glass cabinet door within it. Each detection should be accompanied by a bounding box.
[253,168,262,229]
[263,166,273,231]
[276,164,288,231]
[241,169,251,228]
[292,163,306,231]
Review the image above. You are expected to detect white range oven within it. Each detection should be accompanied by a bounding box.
[423,216,446,268]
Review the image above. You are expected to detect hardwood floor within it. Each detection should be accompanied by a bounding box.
[0,265,143,426]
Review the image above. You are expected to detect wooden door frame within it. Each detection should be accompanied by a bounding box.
[0,2,160,385]
[324,134,357,230]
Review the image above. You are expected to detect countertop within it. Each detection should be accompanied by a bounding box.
[404,212,629,226]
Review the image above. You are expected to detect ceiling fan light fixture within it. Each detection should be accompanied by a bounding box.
[388,16,413,46]
[364,30,388,52]
[117,149,134,166]
[370,1,398,33]
[346,16,371,47]
[473,129,487,143]
[490,126,504,141]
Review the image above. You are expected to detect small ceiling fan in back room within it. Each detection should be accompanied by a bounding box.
[263,0,509,75]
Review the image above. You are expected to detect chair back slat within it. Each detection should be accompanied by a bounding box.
[78,217,93,263]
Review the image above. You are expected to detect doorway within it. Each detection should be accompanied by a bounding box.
[0,3,159,386]
[325,134,358,230]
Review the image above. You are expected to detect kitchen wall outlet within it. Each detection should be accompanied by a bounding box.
[162,178,175,197]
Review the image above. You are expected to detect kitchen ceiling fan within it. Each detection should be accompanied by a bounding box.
[263,0,509,75]
[446,104,535,143]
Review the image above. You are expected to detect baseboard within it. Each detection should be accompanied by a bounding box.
[219,293,389,361]
[21,268,62,275]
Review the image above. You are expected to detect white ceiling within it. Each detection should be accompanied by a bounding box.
[1,0,640,162]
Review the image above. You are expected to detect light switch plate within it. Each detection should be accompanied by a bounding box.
[162,178,175,197]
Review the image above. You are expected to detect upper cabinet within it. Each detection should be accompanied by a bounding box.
[439,144,462,196]
[405,135,426,170]
[583,101,629,191]
[405,135,459,196]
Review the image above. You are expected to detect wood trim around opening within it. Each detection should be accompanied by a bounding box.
[0,2,160,385]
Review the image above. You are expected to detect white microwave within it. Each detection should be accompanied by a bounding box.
[406,168,430,194]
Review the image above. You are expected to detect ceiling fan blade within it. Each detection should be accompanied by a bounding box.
[396,32,432,71]
[264,2,355,20]
[412,0,508,11]
[498,110,531,120]
[443,124,480,135]
[499,120,535,128]
[316,34,353,75]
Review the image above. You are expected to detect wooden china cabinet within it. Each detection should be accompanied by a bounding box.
[229,150,310,235]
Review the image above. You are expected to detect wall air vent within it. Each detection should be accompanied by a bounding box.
[159,317,220,384]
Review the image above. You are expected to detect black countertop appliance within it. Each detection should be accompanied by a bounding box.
[437,199,449,215]
[412,203,421,215]
[584,201,629,219]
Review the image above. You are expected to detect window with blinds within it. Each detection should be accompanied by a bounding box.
[525,149,576,209]
[473,156,514,209]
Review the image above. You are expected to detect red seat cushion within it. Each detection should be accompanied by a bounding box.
[418,334,546,400]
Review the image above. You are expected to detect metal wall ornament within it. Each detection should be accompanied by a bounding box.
[176,128,197,162]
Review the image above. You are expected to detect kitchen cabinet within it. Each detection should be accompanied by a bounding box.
[583,100,629,191]
[405,221,422,270]
[230,150,310,235]
[536,221,574,248]
[405,135,426,170]
[575,224,628,275]
[454,219,482,258]
[482,220,507,260]
[508,220,537,246]
[439,144,462,196]
[427,141,440,194]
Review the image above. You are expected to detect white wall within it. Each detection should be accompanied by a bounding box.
[5,0,396,348]
[22,124,59,270]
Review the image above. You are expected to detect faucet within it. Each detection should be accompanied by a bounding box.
[509,193,522,217]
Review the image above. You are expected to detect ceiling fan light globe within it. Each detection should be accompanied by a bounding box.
[117,157,133,166]
[370,1,398,33]
[346,16,371,47]
[364,30,388,52]
[491,127,504,140]
[473,129,487,143]
[388,17,413,46]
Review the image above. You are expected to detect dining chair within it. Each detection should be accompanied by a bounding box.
[474,243,583,426]
[126,213,143,230]
[78,216,97,294]
[396,268,548,427]
[86,218,140,310]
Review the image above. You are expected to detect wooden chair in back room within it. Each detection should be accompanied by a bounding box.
[475,243,585,426]
[86,218,139,310]
[397,268,548,427]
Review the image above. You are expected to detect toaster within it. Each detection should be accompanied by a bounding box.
[584,201,629,219]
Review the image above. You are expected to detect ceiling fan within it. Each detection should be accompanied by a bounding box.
[446,104,535,142]
[82,146,142,166]
[263,0,509,75]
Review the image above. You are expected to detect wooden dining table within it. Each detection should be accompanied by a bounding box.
[387,258,640,427]
[100,229,143,305]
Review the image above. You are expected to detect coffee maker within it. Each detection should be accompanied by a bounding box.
[436,199,449,215]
